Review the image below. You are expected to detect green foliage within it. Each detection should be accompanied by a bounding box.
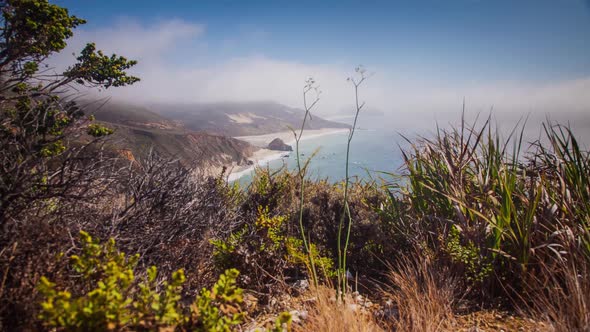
[210,227,246,269]
[47,109,71,135]
[209,198,337,288]
[0,0,139,223]
[270,312,292,332]
[87,123,114,137]
[252,170,271,196]
[1,0,86,62]
[134,266,186,327]
[218,175,244,206]
[40,140,65,157]
[65,42,140,88]
[256,205,287,250]
[286,236,336,279]
[389,117,590,303]
[23,61,39,75]
[210,206,288,269]
[443,225,492,283]
[192,268,245,331]
[38,231,245,331]
[249,167,291,206]
[38,231,141,330]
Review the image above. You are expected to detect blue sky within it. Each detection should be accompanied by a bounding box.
[51,0,590,115]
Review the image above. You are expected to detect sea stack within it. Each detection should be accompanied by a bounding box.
[267,138,293,151]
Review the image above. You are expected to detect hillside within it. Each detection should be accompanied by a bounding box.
[87,101,257,171]
[83,101,181,131]
[148,101,350,136]
[85,100,349,171]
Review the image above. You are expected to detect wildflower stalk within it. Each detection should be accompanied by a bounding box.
[337,66,368,299]
[294,78,321,287]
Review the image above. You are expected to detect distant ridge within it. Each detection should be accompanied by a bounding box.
[148,101,350,136]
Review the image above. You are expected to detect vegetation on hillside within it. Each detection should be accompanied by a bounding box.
[1,1,589,331]
[83,101,259,170]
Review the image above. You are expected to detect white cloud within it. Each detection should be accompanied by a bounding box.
[49,18,204,70]
[49,19,590,119]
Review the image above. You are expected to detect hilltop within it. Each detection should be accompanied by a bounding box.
[148,101,350,136]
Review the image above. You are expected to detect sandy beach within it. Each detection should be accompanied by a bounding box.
[228,128,349,182]
[235,128,349,147]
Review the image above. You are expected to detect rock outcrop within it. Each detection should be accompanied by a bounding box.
[267,138,293,151]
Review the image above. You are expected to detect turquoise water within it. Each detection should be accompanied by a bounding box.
[233,116,416,186]
[232,112,590,187]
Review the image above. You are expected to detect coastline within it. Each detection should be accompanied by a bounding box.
[227,128,349,182]
[235,127,349,147]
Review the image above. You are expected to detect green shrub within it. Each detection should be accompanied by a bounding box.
[40,140,66,157]
[209,205,289,274]
[210,202,336,286]
[38,230,142,330]
[256,205,287,250]
[38,231,245,331]
[286,236,336,280]
[270,312,293,332]
[443,225,492,283]
[210,230,244,269]
[192,268,244,331]
[87,123,114,137]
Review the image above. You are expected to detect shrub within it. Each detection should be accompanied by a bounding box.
[38,231,245,331]
[385,117,590,305]
[443,225,492,283]
[285,236,336,280]
[87,123,114,137]
[191,268,245,331]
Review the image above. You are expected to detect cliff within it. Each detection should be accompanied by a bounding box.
[88,102,257,171]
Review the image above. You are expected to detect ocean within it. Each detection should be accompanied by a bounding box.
[230,111,590,187]
[231,115,422,186]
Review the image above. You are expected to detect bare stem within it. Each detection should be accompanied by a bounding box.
[337,67,368,299]
[295,78,321,287]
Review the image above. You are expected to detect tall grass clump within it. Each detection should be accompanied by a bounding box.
[526,254,590,331]
[383,250,458,331]
[301,286,384,332]
[391,115,590,315]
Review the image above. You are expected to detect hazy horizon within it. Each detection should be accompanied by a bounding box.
[49,0,590,121]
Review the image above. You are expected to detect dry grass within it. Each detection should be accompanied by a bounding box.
[525,257,590,331]
[383,252,458,332]
[452,310,547,331]
[298,286,384,332]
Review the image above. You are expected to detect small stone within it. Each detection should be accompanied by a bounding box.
[293,279,309,291]
[347,303,359,312]
[303,296,317,304]
[289,309,308,323]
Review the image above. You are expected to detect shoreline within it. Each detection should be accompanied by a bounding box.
[235,127,349,147]
[227,128,349,182]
